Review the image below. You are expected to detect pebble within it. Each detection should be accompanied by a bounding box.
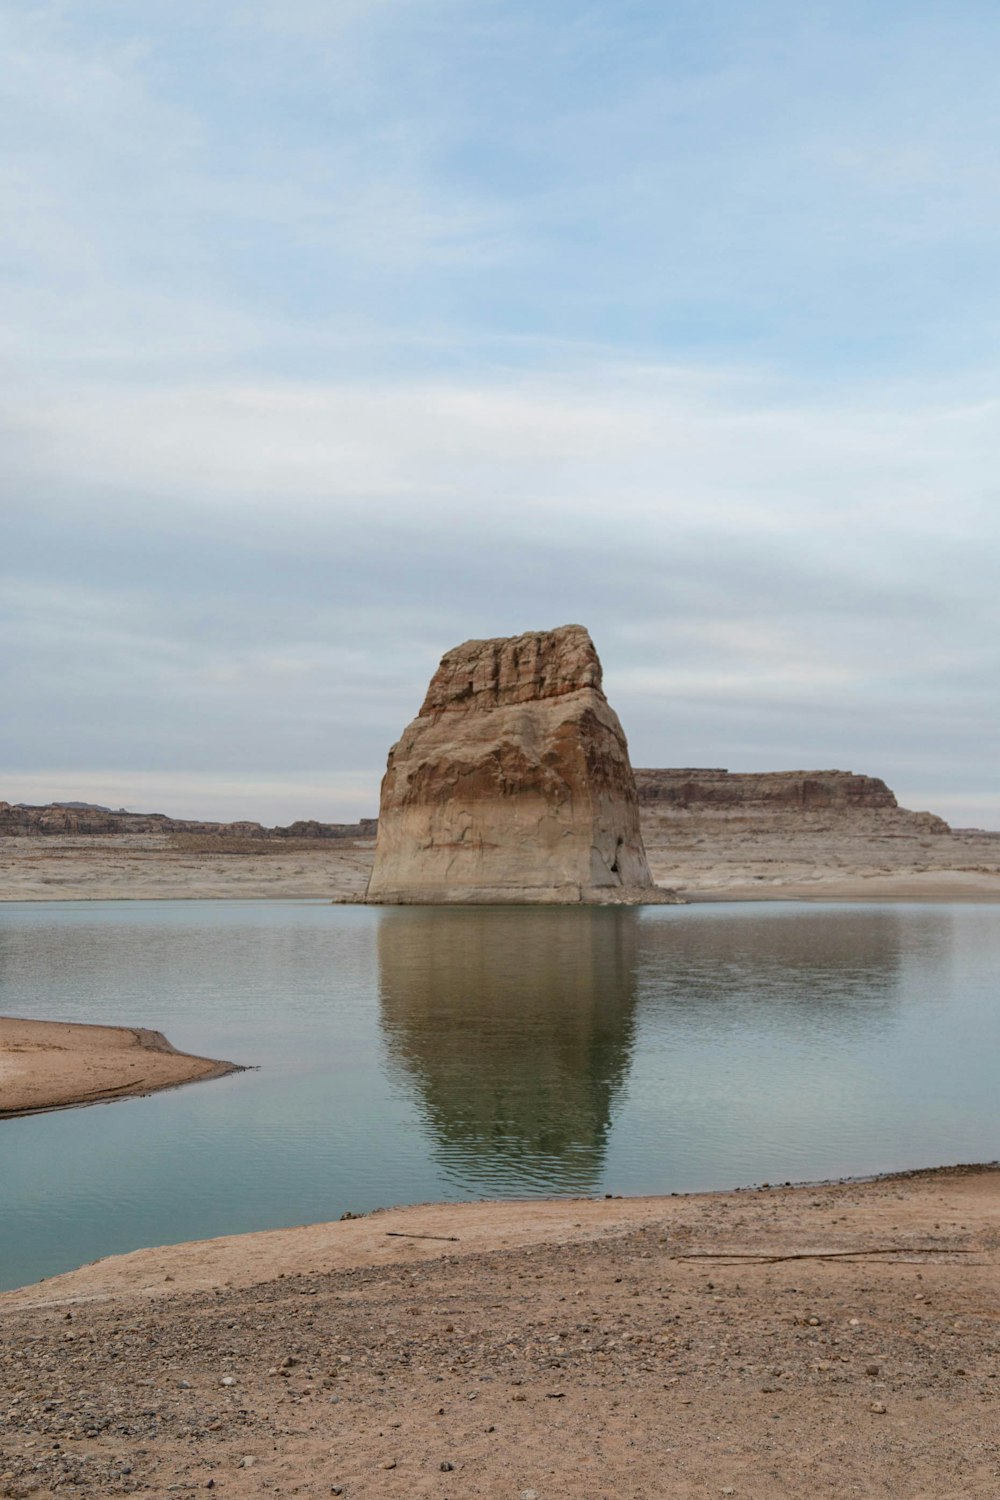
[382,1458,397,1469]
[220,1376,236,1387]
[865,1364,880,1376]
[440,1460,455,1471]
[869,1401,887,1415]
[521,1491,540,1500]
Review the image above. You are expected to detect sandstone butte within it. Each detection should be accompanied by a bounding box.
[364,624,679,905]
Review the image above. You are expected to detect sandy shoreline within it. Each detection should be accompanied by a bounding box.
[2,829,1000,902]
[0,1015,242,1119]
[1,1166,997,1496]
[682,870,1000,902]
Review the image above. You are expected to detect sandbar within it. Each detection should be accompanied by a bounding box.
[0,1015,241,1118]
[0,1166,997,1496]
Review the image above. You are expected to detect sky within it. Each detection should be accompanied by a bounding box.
[3,0,999,828]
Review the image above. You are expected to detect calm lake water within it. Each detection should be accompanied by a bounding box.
[0,900,998,1292]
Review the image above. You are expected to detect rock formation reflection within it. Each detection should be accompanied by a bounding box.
[377,907,639,1195]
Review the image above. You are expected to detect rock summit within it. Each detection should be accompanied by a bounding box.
[365,624,675,904]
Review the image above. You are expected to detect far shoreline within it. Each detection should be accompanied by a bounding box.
[2,884,999,902]
[3,820,999,902]
[2,863,1000,906]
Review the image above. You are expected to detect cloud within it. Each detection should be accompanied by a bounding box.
[8,1,1000,383]
[3,360,997,818]
[0,770,379,825]
[6,358,998,563]
[1,1,998,823]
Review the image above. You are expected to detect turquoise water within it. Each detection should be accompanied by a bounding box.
[0,900,997,1292]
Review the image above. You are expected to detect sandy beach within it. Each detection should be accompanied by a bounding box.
[0,1016,241,1119]
[1,1167,997,1497]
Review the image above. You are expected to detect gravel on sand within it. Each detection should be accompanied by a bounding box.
[1,1166,997,1498]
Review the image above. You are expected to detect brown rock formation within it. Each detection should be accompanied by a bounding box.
[366,625,672,904]
[0,802,376,842]
[635,768,898,812]
[633,769,949,831]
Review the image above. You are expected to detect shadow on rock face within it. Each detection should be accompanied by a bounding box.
[377,906,639,1195]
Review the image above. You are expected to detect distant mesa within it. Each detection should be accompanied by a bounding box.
[30,800,115,812]
[634,767,899,811]
[634,769,950,832]
[365,623,679,905]
[0,801,377,842]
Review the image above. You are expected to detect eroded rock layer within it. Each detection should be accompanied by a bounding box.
[366,625,665,904]
[634,769,949,831]
[0,803,376,841]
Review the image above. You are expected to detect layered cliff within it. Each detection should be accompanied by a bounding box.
[0,802,376,841]
[634,769,949,832]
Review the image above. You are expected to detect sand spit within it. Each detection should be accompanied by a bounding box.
[0,1167,997,1497]
[0,1016,242,1119]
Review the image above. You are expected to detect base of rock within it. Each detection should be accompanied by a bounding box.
[337,883,685,906]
